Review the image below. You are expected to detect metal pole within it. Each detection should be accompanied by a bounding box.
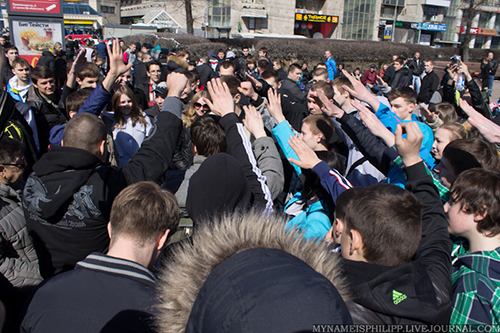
[391,1,397,42]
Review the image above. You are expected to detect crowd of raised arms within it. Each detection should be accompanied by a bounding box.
[0,33,498,332]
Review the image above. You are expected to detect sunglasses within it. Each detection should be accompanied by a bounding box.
[194,102,210,111]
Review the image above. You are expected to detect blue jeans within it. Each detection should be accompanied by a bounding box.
[366,84,382,96]
[413,76,421,94]
[488,75,495,96]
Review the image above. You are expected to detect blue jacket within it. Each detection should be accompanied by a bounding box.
[375,103,435,168]
[50,84,113,146]
[326,57,337,81]
[285,195,331,241]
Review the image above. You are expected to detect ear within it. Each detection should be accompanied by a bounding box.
[335,218,344,237]
[68,111,77,119]
[408,103,416,113]
[474,205,488,222]
[11,68,15,75]
[76,77,82,85]
[98,139,106,156]
[192,144,198,156]
[156,229,170,251]
[107,222,112,239]
[349,229,365,257]
[234,93,241,104]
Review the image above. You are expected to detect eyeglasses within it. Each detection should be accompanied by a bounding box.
[194,102,210,111]
[2,156,26,170]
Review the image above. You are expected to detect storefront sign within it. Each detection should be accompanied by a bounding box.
[6,0,63,17]
[459,26,497,36]
[9,17,64,67]
[384,26,392,40]
[295,13,338,24]
[416,22,447,31]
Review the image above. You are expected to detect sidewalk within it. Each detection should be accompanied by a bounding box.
[490,79,500,104]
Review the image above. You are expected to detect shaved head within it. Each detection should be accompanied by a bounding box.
[63,113,107,156]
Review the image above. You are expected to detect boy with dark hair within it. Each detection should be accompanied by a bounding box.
[4,45,19,82]
[175,115,227,208]
[76,62,101,89]
[219,60,236,77]
[289,121,452,323]
[447,168,500,324]
[26,65,64,153]
[21,181,180,332]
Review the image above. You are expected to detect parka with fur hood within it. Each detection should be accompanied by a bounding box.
[156,212,352,332]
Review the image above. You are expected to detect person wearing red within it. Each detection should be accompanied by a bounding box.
[362,65,381,96]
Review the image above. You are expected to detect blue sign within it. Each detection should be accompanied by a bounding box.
[416,22,446,31]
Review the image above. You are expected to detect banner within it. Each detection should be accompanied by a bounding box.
[9,17,64,67]
[295,13,338,24]
[459,26,497,36]
[6,0,63,17]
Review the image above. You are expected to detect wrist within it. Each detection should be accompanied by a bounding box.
[253,129,267,139]
[402,156,422,168]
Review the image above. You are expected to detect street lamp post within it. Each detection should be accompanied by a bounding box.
[391,1,397,42]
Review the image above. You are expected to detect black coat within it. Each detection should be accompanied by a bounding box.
[417,70,440,104]
[279,78,306,104]
[36,51,55,72]
[23,98,183,278]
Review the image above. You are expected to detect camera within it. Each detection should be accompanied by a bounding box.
[450,55,461,64]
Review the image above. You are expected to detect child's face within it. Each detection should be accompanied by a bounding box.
[432,127,453,161]
[444,198,475,237]
[390,97,414,121]
[334,217,344,245]
[247,63,255,70]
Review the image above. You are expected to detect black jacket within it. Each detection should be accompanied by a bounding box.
[443,75,491,119]
[489,57,499,76]
[195,63,215,87]
[408,58,424,76]
[26,85,65,154]
[36,51,55,72]
[24,97,183,278]
[134,62,149,89]
[343,162,452,324]
[21,252,158,333]
[389,67,411,88]
[417,70,440,104]
[279,78,306,104]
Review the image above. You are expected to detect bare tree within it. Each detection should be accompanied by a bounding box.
[185,0,194,35]
[460,0,488,61]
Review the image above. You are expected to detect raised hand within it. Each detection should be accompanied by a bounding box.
[341,69,380,111]
[419,104,438,123]
[288,135,322,170]
[460,98,500,144]
[106,38,133,77]
[245,72,263,91]
[204,78,234,117]
[238,81,259,101]
[353,100,395,147]
[166,72,189,98]
[242,105,266,139]
[317,89,344,118]
[395,122,423,167]
[265,88,285,124]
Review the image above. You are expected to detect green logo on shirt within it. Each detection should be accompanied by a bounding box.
[393,290,407,305]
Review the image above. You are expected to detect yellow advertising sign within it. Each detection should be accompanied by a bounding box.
[295,13,338,23]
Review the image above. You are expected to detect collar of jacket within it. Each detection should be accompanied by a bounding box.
[77,252,156,285]
[156,211,349,332]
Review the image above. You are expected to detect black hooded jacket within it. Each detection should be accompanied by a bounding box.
[24,97,183,278]
[343,162,452,324]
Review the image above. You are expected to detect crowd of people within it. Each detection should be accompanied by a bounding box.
[0,32,498,331]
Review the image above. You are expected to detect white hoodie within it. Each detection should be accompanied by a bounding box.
[7,75,32,103]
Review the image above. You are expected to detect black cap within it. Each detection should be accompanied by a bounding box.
[152,87,168,98]
[400,52,408,59]
[370,64,376,68]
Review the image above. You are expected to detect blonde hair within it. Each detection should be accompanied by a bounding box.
[183,90,211,127]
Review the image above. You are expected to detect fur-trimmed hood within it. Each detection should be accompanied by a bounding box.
[156,211,350,332]
[166,55,189,72]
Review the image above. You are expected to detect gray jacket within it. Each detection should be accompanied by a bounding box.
[252,136,284,201]
[0,183,42,289]
[176,155,207,208]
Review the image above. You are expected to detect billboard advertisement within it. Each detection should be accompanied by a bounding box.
[6,0,63,17]
[9,17,64,67]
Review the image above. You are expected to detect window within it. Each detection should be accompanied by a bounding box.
[342,0,376,40]
[209,0,231,28]
[101,6,115,14]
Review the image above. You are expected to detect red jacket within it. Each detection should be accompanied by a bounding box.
[362,69,377,85]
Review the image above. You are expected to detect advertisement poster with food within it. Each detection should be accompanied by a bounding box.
[9,18,64,67]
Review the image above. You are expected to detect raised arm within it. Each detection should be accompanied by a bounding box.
[206,78,273,212]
